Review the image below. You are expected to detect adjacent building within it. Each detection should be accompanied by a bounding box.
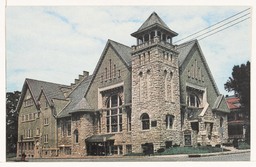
[16,12,229,158]
[226,95,248,142]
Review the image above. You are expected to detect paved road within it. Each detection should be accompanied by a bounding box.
[25,152,250,162]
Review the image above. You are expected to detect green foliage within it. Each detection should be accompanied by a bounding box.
[6,91,21,154]
[224,61,250,144]
[124,152,145,156]
[155,146,226,155]
[237,141,250,150]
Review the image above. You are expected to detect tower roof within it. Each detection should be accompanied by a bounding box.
[138,12,169,31]
[131,12,178,37]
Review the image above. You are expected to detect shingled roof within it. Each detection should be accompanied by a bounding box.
[84,39,132,98]
[176,40,197,67]
[69,97,94,114]
[58,75,92,118]
[226,96,241,110]
[138,12,170,31]
[26,78,68,100]
[16,78,69,113]
[131,12,178,37]
[109,40,132,66]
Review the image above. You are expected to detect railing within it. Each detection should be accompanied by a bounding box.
[132,37,176,51]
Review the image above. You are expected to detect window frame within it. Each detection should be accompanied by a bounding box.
[166,114,174,129]
[106,94,123,133]
[44,118,49,125]
[74,129,79,143]
[141,113,150,130]
[67,121,71,136]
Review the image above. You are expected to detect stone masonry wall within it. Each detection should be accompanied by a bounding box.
[131,42,181,153]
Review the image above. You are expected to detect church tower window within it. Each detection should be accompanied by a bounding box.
[164,70,168,101]
[141,113,150,130]
[166,115,174,129]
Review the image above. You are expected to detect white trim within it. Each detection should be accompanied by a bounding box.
[98,81,124,109]
[186,82,205,91]
[199,102,209,117]
[98,82,124,92]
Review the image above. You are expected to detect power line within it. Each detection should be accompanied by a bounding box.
[174,8,251,44]
[192,13,250,41]
[198,17,250,41]
[75,9,251,83]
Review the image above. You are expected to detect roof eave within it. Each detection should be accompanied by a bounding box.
[131,23,178,37]
[69,109,95,114]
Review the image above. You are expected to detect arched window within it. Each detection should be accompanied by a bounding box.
[139,72,143,101]
[166,115,174,129]
[74,129,78,143]
[170,72,173,102]
[220,117,224,128]
[141,113,150,130]
[164,70,168,101]
[188,93,200,107]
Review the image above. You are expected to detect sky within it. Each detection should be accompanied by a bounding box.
[1,0,256,164]
[5,5,252,96]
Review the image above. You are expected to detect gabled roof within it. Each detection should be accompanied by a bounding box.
[58,75,92,118]
[139,12,170,31]
[213,95,224,109]
[212,95,230,113]
[176,40,197,67]
[108,40,132,66]
[177,40,220,95]
[84,39,132,97]
[226,96,241,110]
[131,12,178,37]
[69,98,94,114]
[16,78,69,113]
[26,79,67,101]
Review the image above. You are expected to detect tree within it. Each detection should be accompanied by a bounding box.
[6,91,21,154]
[224,61,250,144]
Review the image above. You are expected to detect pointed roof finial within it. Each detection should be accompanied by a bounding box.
[138,12,169,31]
[131,12,178,37]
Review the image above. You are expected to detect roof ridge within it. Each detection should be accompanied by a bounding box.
[67,75,93,98]
[177,39,197,47]
[108,39,131,49]
[138,12,169,31]
[26,78,69,87]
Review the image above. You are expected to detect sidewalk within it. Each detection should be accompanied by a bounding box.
[188,147,250,158]
[153,147,250,158]
[6,147,250,161]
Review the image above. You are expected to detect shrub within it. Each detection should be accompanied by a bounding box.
[223,142,233,147]
[173,143,180,147]
[237,141,250,150]
[155,146,226,155]
[157,148,165,153]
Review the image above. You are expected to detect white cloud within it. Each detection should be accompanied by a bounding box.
[6,6,251,96]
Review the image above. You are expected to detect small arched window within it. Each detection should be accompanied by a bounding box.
[141,113,150,130]
[166,115,174,129]
[74,129,79,143]
[220,117,224,128]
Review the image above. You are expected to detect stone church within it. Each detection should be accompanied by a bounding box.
[16,12,229,158]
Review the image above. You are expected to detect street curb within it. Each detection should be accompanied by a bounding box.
[188,150,250,158]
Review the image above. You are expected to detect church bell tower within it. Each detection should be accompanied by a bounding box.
[130,12,182,153]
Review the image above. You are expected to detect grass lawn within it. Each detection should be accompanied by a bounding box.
[155,146,228,155]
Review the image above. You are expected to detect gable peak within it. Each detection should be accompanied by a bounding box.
[138,12,169,31]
